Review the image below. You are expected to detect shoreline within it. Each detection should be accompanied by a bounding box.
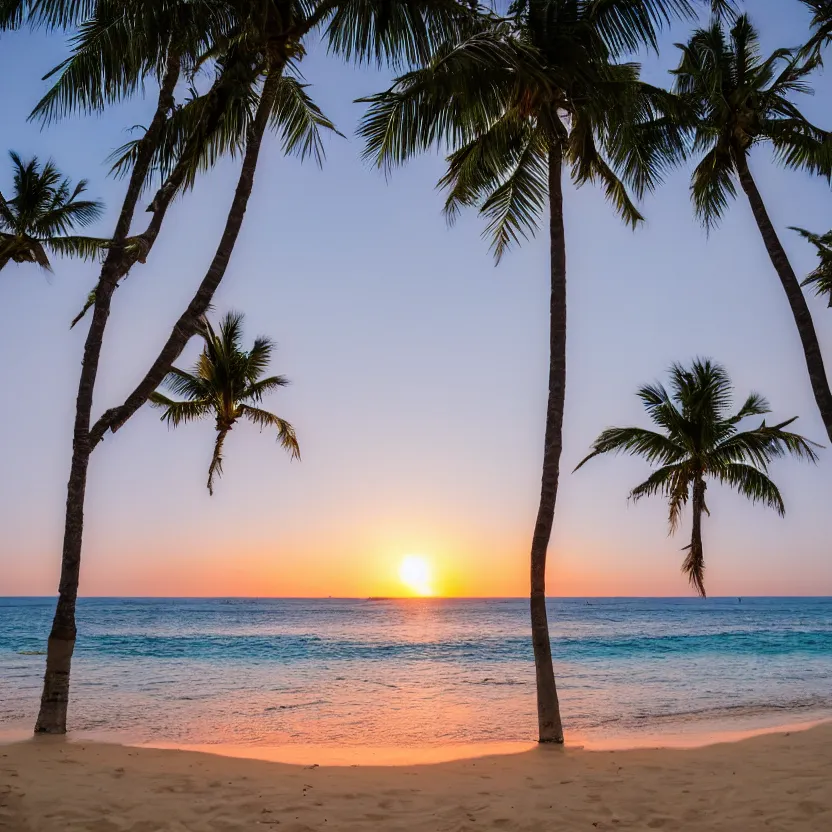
[3,723,832,830]
[2,712,830,766]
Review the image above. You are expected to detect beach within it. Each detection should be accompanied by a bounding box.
[3,723,832,831]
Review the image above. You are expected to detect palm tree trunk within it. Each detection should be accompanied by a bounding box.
[529,144,567,744]
[34,56,181,735]
[89,63,285,445]
[207,428,229,495]
[684,477,707,598]
[735,154,832,444]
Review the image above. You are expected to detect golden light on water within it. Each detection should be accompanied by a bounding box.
[398,555,433,596]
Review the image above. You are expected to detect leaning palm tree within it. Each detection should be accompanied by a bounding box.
[0,152,104,272]
[792,226,832,307]
[359,0,697,742]
[18,0,469,735]
[575,359,819,597]
[672,15,832,445]
[150,311,299,494]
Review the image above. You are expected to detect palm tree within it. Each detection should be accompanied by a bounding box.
[574,359,819,597]
[0,152,104,272]
[8,0,471,735]
[359,0,697,742]
[150,311,299,494]
[671,15,832,446]
[792,226,832,307]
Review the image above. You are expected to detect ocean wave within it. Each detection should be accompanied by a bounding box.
[6,628,826,664]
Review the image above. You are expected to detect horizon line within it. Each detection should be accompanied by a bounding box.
[2,594,831,600]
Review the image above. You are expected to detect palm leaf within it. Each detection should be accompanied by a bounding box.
[792,226,832,306]
[712,462,785,514]
[239,405,300,460]
[478,129,548,261]
[271,74,343,167]
[574,427,685,471]
[241,375,289,404]
[44,234,109,260]
[149,393,212,427]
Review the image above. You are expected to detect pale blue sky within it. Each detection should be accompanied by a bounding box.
[1,1,831,597]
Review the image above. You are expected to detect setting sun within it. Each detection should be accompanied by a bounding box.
[398,555,433,596]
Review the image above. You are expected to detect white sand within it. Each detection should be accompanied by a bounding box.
[2,723,832,830]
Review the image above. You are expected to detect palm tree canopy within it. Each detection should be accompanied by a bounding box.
[575,358,819,530]
[149,310,300,494]
[0,151,105,270]
[358,0,698,260]
[9,0,470,201]
[671,14,832,229]
[792,226,832,307]
[574,359,819,595]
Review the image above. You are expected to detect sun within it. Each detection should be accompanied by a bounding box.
[399,555,433,597]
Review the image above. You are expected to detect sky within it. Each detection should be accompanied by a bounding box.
[1,0,831,598]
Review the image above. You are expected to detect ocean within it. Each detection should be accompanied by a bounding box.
[2,597,831,747]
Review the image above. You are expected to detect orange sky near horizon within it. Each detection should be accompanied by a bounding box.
[7,528,829,598]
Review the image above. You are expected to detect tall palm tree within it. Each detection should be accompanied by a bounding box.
[672,15,832,446]
[359,0,696,742]
[7,0,471,735]
[150,311,299,494]
[0,152,104,272]
[574,359,819,597]
[792,226,832,307]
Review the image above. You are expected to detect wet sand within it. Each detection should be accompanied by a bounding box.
[2,723,831,830]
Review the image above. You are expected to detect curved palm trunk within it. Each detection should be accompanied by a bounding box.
[90,65,285,444]
[529,145,566,744]
[34,57,182,734]
[735,155,832,444]
[684,477,707,598]
[36,61,284,735]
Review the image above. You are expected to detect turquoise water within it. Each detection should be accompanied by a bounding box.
[2,597,831,745]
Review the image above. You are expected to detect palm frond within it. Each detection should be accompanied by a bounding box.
[239,405,300,459]
[629,463,689,530]
[439,112,533,224]
[590,0,696,57]
[149,393,212,428]
[44,234,109,260]
[728,391,770,423]
[712,462,785,514]
[574,426,685,471]
[792,226,832,306]
[478,129,548,261]
[569,113,643,228]
[241,375,289,404]
[271,74,343,167]
[357,26,520,171]
[161,366,212,401]
[690,145,736,230]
